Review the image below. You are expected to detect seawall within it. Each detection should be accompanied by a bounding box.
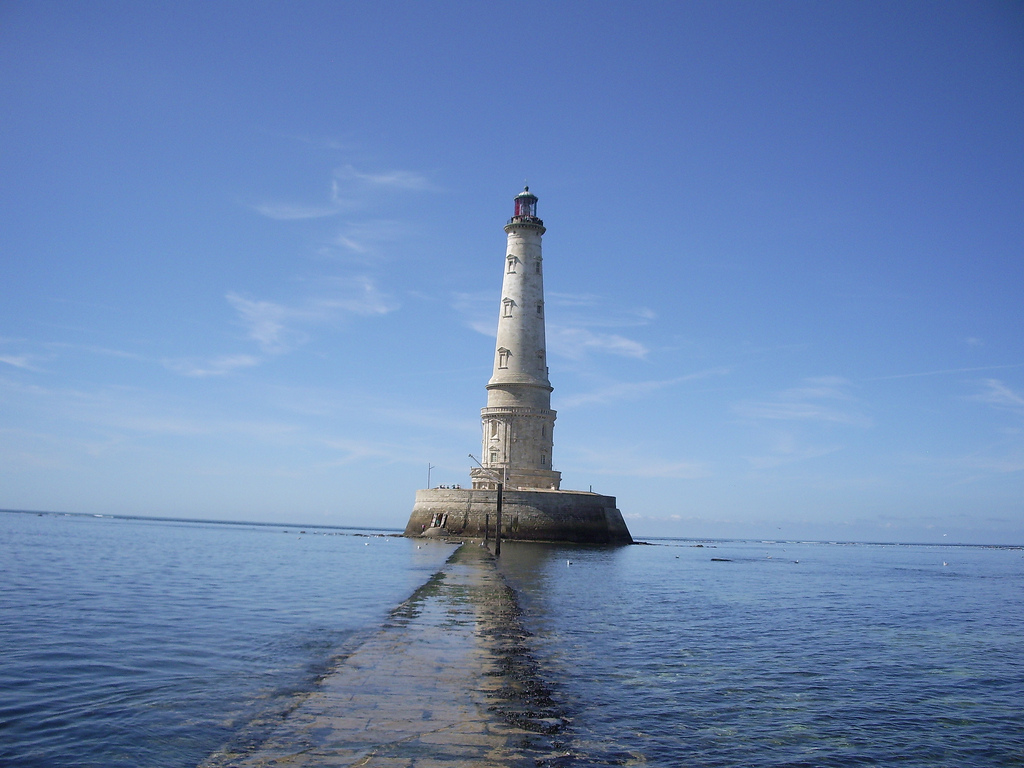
[201,544,571,766]
[405,487,633,545]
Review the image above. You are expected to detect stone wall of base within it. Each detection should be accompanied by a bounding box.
[404,488,633,545]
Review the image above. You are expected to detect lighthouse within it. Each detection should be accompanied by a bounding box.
[471,187,561,492]
[405,188,632,545]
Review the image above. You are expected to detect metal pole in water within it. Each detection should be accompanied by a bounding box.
[495,482,503,556]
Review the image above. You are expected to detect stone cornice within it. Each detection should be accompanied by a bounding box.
[504,219,546,235]
[480,406,557,419]
[485,379,553,392]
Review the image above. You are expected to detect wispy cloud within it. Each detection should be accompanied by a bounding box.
[452,285,653,362]
[162,354,262,378]
[544,293,653,360]
[968,379,1024,413]
[903,441,1024,484]
[254,202,341,221]
[334,165,436,192]
[331,219,408,256]
[548,292,656,327]
[0,337,49,372]
[227,276,398,354]
[867,363,1024,381]
[227,293,300,353]
[313,275,399,316]
[254,163,434,237]
[734,376,871,427]
[953,453,1024,476]
[0,354,44,372]
[335,235,369,254]
[451,291,497,336]
[734,378,871,470]
[568,444,711,479]
[745,435,845,469]
[547,292,603,308]
[561,368,730,408]
[548,326,648,360]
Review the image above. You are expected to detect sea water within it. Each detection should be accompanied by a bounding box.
[2,511,1023,767]
[0,511,455,768]
[498,539,1024,767]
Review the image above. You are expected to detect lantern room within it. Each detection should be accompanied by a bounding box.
[511,186,539,222]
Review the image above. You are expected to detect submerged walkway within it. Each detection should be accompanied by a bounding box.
[202,544,570,768]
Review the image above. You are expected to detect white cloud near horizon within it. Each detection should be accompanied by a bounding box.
[0,374,422,467]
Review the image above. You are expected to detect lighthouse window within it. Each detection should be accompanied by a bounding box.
[490,420,499,438]
[497,348,511,368]
[535,261,540,274]
[506,255,517,273]
[537,303,543,315]
[502,298,515,317]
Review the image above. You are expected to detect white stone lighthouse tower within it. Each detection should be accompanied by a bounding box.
[471,187,561,491]
[405,187,632,545]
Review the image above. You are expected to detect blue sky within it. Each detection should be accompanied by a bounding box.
[2,1,1021,544]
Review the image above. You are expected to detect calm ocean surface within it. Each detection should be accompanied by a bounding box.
[0,511,456,768]
[498,539,1024,767]
[2,511,1023,767]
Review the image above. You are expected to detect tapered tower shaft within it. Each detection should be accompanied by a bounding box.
[471,188,561,491]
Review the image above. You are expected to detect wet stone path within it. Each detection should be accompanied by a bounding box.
[202,544,571,768]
